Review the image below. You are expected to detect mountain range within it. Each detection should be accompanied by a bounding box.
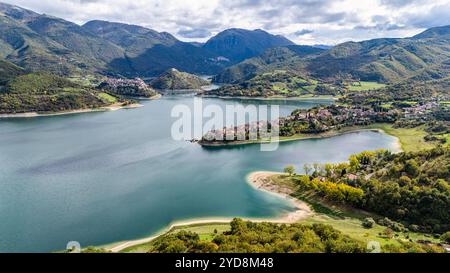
[0,2,298,77]
[216,26,450,84]
[1,2,450,87]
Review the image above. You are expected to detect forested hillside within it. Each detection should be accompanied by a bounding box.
[0,73,113,113]
[150,68,209,90]
[0,59,23,85]
[203,28,295,64]
[215,26,450,85]
[290,147,449,233]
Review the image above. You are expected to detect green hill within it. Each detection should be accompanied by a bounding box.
[1,2,449,92]
[412,25,450,39]
[203,28,295,64]
[27,15,124,63]
[0,59,23,85]
[307,35,450,82]
[83,20,178,57]
[0,73,113,114]
[215,27,450,85]
[0,3,226,77]
[213,46,324,83]
[0,4,126,75]
[150,68,209,90]
[208,70,336,97]
[83,20,229,77]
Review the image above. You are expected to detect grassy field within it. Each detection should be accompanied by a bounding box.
[68,75,104,87]
[120,223,230,253]
[170,223,231,241]
[98,92,118,104]
[348,81,386,91]
[362,123,434,152]
[302,215,440,247]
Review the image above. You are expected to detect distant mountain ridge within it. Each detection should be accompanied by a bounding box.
[412,25,450,39]
[0,2,299,77]
[0,2,125,74]
[204,28,295,64]
[1,1,450,87]
[213,45,325,83]
[82,20,178,57]
[82,20,229,77]
[216,26,450,84]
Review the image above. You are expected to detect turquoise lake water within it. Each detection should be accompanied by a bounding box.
[0,95,399,252]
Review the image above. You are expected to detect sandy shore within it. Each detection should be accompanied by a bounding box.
[0,103,143,118]
[106,171,312,253]
[246,171,313,223]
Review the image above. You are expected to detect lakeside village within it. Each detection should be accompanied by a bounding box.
[100,78,150,90]
[200,100,446,143]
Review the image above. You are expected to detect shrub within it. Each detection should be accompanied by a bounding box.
[362,218,375,229]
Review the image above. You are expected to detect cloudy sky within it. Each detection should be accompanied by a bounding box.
[3,0,450,45]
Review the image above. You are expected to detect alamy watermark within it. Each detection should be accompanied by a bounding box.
[367,241,381,253]
[171,98,280,151]
[66,241,81,253]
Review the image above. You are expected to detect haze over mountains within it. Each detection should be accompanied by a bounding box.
[1,1,450,86]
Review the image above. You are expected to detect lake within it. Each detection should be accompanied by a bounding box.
[0,95,399,252]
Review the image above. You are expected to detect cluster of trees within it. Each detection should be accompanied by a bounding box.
[148,218,444,253]
[207,71,339,98]
[293,175,364,206]
[343,79,450,106]
[0,73,112,114]
[150,219,366,253]
[287,147,450,234]
[279,105,399,137]
[150,68,210,90]
[356,147,449,233]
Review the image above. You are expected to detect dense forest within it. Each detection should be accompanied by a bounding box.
[291,147,449,233]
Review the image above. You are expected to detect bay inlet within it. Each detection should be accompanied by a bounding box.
[0,95,399,252]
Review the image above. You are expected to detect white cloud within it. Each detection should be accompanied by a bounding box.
[2,0,450,44]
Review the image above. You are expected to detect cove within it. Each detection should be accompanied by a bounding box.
[0,95,399,252]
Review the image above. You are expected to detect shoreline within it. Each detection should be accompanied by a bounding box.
[128,93,162,100]
[0,102,144,119]
[199,127,403,153]
[105,171,312,253]
[200,94,337,101]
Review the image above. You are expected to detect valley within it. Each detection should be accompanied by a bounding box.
[0,1,448,254]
